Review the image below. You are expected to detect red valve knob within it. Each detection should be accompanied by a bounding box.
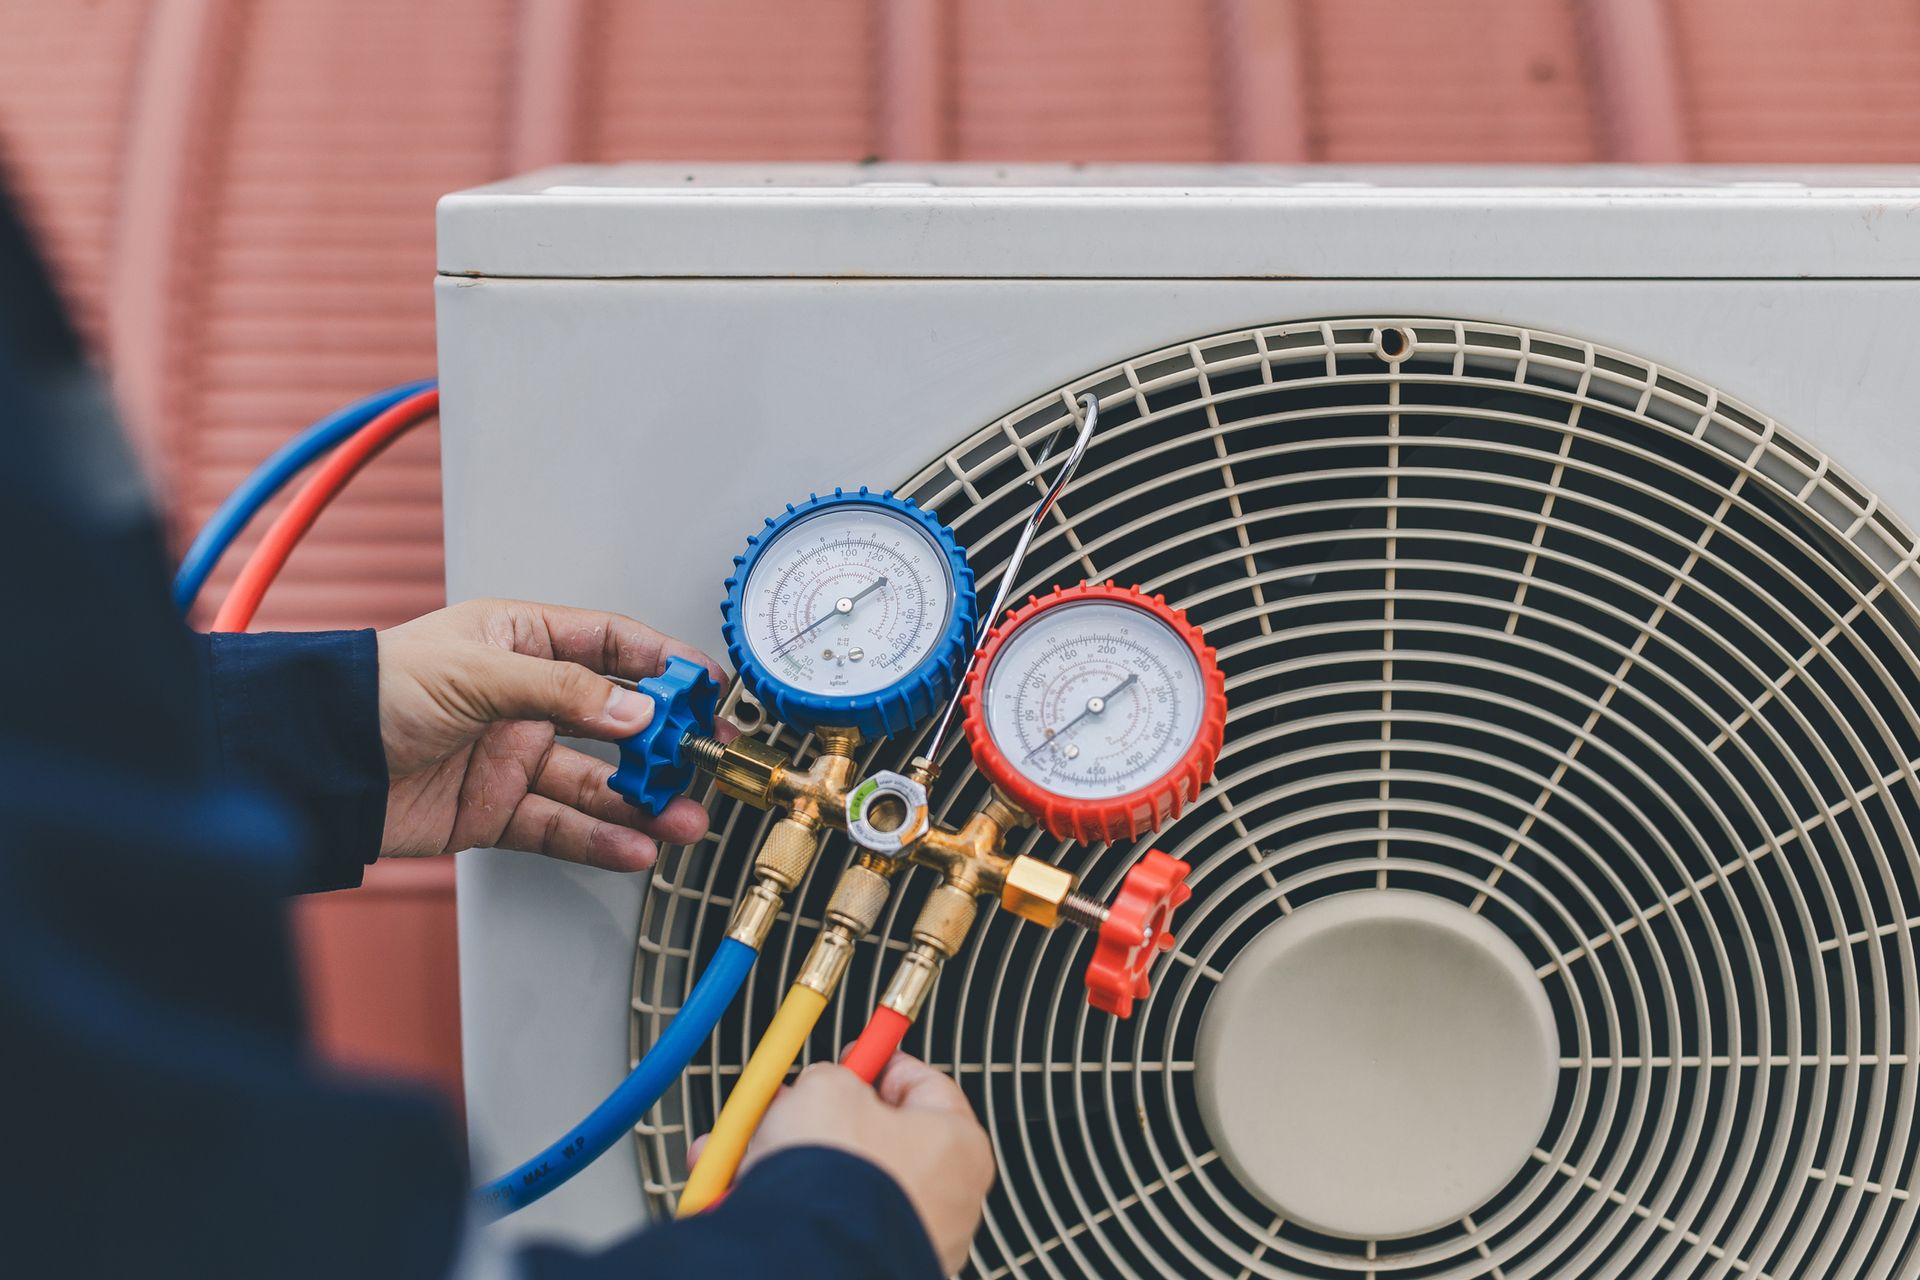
[1085,849,1193,1018]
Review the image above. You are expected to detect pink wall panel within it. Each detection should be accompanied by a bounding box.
[6,0,1920,1108]
[1673,0,1920,162]
[1303,0,1601,161]
[953,0,1225,161]
[175,0,514,635]
[0,0,148,347]
[584,0,878,160]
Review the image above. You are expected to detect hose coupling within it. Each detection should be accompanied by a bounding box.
[795,925,858,997]
[725,880,784,948]
[825,862,895,935]
[879,944,944,1020]
[754,815,822,893]
[913,881,979,957]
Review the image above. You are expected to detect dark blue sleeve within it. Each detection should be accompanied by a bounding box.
[194,629,390,892]
[2,174,466,1279]
[522,1147,945,1280]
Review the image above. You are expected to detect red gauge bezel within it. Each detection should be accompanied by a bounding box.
[961,581,1227,844]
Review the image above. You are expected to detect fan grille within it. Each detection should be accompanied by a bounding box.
[633,319,1920,1279]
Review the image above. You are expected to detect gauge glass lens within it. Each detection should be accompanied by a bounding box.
[981,599,1205,800]
[741,505,953,698]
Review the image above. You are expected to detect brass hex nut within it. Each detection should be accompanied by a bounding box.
[1001,855,1075,929]
[709,736,787,808]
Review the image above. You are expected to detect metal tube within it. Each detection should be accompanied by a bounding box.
[922,392,1100,762]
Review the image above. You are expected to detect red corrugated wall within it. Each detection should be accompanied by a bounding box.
[3,0,1917,1105]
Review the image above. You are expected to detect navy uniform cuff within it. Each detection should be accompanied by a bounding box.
[523,1146,945,1280]
[198,629,388,893]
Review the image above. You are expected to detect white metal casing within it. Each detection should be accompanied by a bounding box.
[437,165,1920,1251]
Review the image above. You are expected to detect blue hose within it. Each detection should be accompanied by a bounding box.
[474,936,759,1219]
[170,378,438,611]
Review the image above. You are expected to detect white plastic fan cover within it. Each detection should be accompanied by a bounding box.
[633,319,1920,1280]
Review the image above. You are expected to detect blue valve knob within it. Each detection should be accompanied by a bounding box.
[607,656,719,816]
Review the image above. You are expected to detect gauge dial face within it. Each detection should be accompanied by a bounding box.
[980,599,1206,800]
[740,504,955,699]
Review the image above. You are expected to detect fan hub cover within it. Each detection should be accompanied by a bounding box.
[1197,889,1560,1240]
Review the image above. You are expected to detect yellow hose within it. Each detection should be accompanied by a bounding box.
[677,983,829,1216]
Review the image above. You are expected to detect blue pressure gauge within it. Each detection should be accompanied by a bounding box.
[721,488,976,739]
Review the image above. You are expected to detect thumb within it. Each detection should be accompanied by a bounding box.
[454,646,655,738]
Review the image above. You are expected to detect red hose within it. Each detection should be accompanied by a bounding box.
[210,389,440,632]
[841,1006,913,1084]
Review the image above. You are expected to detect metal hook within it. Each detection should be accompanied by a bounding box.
[921,392,1100,763]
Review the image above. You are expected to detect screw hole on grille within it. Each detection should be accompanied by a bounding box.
[1373,325,1413,362]
[636,318,1920,1280]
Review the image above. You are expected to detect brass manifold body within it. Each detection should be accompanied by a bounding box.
[682,730,1110,1013]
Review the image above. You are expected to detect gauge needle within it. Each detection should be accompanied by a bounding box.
[1025,671,1138,762]
[770,576,888,658]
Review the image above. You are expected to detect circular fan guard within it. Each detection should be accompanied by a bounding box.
[633,319,1920,1279]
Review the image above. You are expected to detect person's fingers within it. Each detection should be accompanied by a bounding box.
[532,745,710,844]
[511,600,729,688]
[876,1053,973,1115]
[447,645,654,740]
[687,1133,708,1167]
[497,793,657,872]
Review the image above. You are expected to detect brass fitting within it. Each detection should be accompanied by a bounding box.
[1000,854,1076,929]
[697,735,788,808]
[871,790,1086,1022]
[769,728,862,824]
[685,724,863,827]
[707,726,872,955]
[796,859,900,997]
[795,925,858,997]
[906,791,1029,893]
[876,883,978,1021]
[725,880,784,948]
[754,816,821,893]
[880,944,943,1020]
[913,882,979,957]
[826,863,894,934]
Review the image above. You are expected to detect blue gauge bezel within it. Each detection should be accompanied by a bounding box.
[720,487,977,739]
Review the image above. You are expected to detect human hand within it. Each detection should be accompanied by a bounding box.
[375,598,731,869]
[694,1056,994,1274]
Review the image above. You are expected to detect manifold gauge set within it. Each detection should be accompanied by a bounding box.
[559,396,1227,1216]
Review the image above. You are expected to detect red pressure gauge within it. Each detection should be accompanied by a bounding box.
[961,582,1227,844]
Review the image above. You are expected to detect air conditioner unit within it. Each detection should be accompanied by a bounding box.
[439,166,1920,1278]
